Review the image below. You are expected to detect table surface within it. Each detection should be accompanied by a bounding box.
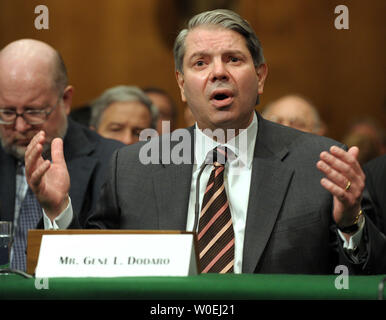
[1,273,385,300]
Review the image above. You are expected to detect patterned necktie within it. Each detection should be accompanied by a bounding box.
[198,147,234,273]
[11,187,42,271]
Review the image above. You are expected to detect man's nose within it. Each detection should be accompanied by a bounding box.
[123,130,136,145]
[210,59,229,82]
[14,115,31,133]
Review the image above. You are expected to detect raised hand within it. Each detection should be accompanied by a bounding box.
[24,131,70,221]
[317,146,365,233]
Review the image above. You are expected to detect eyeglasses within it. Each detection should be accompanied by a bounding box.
[0,96,62,125]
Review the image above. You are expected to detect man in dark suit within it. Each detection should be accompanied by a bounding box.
[363,155,386,234]
[25,10,386,274]
[0,39,123,271]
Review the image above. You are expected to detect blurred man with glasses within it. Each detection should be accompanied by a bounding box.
[0,39,123,272]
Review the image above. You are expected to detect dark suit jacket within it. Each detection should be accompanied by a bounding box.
[86,113,386,274]
[363,154,386,235]
[0,118,124,227]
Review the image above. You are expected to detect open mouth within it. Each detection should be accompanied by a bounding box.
[210,90,233,108]
[213,93,229,101]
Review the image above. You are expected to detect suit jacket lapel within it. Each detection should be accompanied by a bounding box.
[242,115,294,273]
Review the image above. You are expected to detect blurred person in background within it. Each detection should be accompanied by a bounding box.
[90,85,158,145]
[143,87,177,134]
[262,94,326,135]
[342,118,386,166]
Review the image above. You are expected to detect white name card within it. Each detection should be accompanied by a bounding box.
[35,233,198,278]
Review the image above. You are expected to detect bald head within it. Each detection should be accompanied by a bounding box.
[0,39,71,161]
[262,95,323,134]
[0,39,67,94]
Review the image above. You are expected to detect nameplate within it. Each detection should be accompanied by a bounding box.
[35,233,198,278]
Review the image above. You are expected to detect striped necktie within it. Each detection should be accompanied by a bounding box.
[11,187,42,271]
[198,147,234,273]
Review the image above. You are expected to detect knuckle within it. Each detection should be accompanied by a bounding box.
[322,163,331,174]
[341,163,351,174]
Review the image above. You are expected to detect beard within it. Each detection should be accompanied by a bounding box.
[0,118,68,162]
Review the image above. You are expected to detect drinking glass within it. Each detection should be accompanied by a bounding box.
[0,221,12,269]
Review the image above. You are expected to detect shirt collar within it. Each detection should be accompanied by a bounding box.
[194,112,258,169]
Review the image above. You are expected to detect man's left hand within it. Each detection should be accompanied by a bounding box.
[317,146,365,231]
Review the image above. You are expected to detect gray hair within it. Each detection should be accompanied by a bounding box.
[173,9,265,73]
[89,85,158,129]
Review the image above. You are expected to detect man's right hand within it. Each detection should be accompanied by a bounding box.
[25,131,70,221]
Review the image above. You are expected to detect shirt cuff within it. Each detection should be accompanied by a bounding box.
[337,215,365,250]
[43,197,73,230]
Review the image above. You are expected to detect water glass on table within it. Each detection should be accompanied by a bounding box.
[0,221,12,270]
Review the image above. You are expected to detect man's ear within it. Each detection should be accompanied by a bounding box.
[256,63,268,95]
[176,71,187,102]
[62,85,74,115]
